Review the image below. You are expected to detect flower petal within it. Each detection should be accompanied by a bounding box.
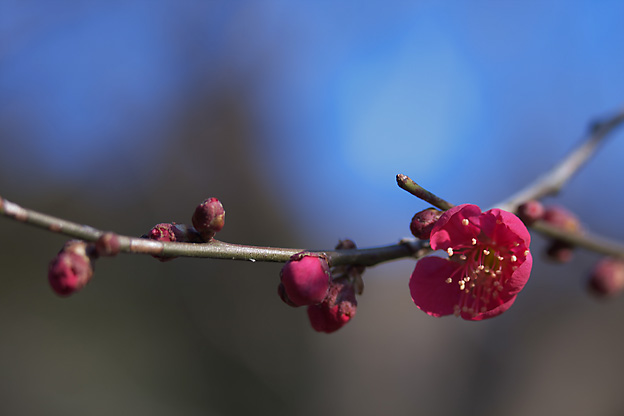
[409,256,462,317]
[487,208,531,248]
[430,204,481,251]
[465,296,517,321]
[503,251,533,297]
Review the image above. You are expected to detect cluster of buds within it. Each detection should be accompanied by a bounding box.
[517,201,582,263]
[144,197,225,261]
[49,197,225,296]
[518,200,624,298]
[278,240,363,333]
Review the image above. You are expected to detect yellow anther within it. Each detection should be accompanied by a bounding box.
[445,277,453,284]
[471,238,477,245]
[483,249,490,255]
[447,248,454,256]
[510,255,517,262]
[462,218,469,226]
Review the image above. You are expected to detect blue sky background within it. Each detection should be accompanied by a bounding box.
[2,1,624,247]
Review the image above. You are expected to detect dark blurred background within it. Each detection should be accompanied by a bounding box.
[2,1,624,415]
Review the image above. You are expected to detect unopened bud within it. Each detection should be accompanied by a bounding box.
[542,206,581,263]
[410,208,442,240]
[192,197,225,242]
[307,279,357,333]
[517,200,545,225]
[48,240,95,296]
[145,223,186,262]
[588,257,624,297]
[279,252,331,307]
[543,206,581,233]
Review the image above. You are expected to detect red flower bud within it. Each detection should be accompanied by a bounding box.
[588,257,624,297]
[543,206,581,233]
[542,206,581,263]
[48,240,95,296]
[307,279,357,333]
[192,197,225,242]
[145,223,186,262]
[517,200,545,225]
[410,208,442,240]
[279,252,331,307]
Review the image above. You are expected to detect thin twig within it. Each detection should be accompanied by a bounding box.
[0,195,429,267]
[530,220,624,260]
[396,174,455,210]
[498,109,624,212]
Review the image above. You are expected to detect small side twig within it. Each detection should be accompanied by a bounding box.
[396,174,455,211]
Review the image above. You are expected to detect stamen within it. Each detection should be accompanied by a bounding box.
[483,249,490,255]
[453,305,461,316]
[497,256,504,261]
[510,255,517,262]
[471,238,477,245]
[524,250,530,256]
[445,277,453,284]
[462,218,469,226]
[460,254,467,261]
[459,281,466,290]
[463,276,470,282]
[447,248,454,256]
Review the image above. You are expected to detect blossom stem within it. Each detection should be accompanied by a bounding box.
[396,174,455,211]
[0,195,429,267]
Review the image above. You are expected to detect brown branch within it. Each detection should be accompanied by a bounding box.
[530,220,624,260]
[0,195,429,267]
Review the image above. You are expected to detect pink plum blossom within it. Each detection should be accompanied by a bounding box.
[409,204,532,320]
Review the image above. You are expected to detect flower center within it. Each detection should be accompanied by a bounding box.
[445,235,523,318]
